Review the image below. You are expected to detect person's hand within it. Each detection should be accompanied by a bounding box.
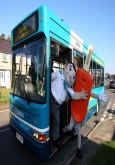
[99,92,107,102]
[72,88,88,100]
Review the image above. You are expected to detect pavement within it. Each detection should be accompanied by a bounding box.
[0,103,9,110]
[0,103,115,165]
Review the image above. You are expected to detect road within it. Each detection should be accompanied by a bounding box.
[0,88,115,165]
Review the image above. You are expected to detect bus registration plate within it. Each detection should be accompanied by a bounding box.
[16,132,23,144]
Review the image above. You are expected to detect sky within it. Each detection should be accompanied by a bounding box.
[0,0,115,74]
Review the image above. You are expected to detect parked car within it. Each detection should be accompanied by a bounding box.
[109,80,115,88]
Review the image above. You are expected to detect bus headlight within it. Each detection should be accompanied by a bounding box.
[32,130,46,142]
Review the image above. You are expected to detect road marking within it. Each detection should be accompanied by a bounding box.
[109,116,113,119]
[100,100,115,122]
[0,128,10,133]
[103,114,106,117]
[104,111,107,114]
[109,113,113,117]
[100,118,105,121]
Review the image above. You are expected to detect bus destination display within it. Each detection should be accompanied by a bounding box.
[13,11,38,44]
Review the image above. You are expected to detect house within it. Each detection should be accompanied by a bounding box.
[0,38,12,88]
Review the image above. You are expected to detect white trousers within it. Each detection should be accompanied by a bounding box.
[63,116,81,149]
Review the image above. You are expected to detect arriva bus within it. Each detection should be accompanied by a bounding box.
[9,5,105,161]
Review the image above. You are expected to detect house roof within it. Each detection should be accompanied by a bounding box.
[0,39,12,54]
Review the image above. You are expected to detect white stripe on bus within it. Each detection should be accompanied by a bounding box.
[10,111,49,133]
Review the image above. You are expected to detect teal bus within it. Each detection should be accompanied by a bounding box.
[9,5,105,161]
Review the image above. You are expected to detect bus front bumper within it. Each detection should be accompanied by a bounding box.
[10,121,50,162]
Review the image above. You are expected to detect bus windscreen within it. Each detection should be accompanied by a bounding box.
[13,11,38,44]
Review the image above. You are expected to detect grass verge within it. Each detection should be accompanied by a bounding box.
[90,140,115,165]
[0,88,11,104]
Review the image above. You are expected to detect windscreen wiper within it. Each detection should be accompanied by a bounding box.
[23,90,31,103]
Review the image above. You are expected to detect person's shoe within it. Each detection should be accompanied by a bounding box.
[53,138,62,149]
[71,129,78,141]
[76,148,83,158]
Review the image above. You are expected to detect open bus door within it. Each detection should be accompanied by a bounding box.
[50,39,72,154]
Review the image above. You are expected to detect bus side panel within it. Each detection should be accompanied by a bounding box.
[82,104,97,126]
[82,87,104,126]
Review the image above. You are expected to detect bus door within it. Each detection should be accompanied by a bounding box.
[50,39,72,150]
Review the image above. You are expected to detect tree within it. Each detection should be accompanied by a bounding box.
[7,36,11,41]
[0,33,6,39]
[105,72,111,80]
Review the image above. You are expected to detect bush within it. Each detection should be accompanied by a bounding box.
[0,88,10,104]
